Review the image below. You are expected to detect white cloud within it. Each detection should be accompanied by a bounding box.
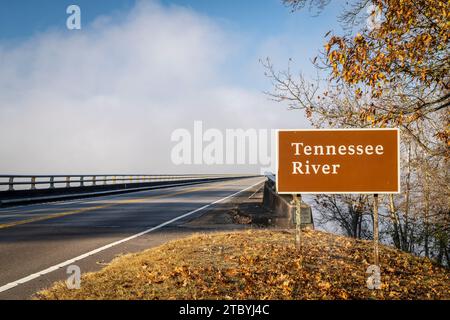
[0,1,309,174]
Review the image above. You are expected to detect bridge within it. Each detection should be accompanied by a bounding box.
[0,174,265,299]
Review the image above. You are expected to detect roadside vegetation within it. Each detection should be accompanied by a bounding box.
[37,229,449,300]
[264,0,449,265]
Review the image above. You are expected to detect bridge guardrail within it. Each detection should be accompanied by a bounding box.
[0,174,245,191]
[0,174,258,206]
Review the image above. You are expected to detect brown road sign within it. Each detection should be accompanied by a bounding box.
[276,128,400,194]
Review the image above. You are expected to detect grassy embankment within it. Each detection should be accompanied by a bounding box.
[37,229,450,300]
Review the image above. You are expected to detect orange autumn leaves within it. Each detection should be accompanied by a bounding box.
[37,230,450,300]
[325,0,449,98]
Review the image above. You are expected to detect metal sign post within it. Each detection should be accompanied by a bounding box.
[373,194,380,266]
[292,194,302,252]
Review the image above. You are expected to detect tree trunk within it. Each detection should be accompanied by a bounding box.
[423,172,430,258]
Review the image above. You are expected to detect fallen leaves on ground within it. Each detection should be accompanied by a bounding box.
[36,229,450,300]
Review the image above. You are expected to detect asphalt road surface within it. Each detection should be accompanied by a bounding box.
[0,176,265,299]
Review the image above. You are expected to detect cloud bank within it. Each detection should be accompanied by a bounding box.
[0,1,308,174]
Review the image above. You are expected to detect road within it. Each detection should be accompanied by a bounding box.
[0,176,265,299]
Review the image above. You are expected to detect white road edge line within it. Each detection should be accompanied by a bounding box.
[248,185,264,199]
[0,179,266,293]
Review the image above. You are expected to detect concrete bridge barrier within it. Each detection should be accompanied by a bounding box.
[262,175,314,229]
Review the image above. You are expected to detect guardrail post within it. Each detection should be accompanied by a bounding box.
[31,177,36,190]
[66,176,70,188]
[92,176,96,186]
[80,176,84,187]
[113,176,116,184]
[8,177,14,191]
[49,176,55,189]
[103,176,107,185]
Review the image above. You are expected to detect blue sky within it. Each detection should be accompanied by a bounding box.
[0,1,348,174]
[0,1,343,40]
[0,0,346,87]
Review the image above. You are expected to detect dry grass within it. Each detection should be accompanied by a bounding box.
[36,229,450,300]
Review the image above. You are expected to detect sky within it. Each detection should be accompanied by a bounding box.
[0,0,346,174]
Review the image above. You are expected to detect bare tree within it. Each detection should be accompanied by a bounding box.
[265,0,450,266]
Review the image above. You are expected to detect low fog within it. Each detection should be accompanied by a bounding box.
[0,1,308,175]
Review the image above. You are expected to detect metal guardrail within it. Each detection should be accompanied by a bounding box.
[0,174,245,192]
